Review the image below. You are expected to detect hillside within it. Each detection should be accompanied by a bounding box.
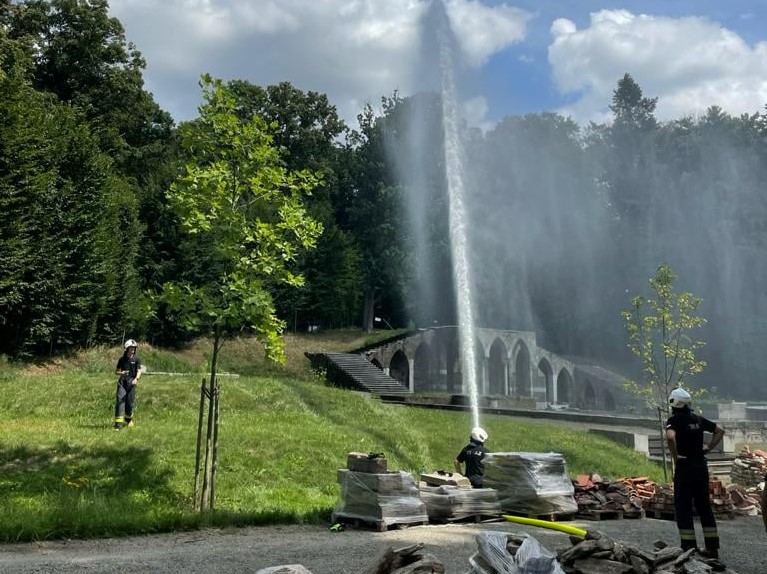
[0,331,662,541]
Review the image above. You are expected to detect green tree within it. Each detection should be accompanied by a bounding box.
[0,28,132,354]
[6,0,180,344]
[622,264,708,414]
[158,76,322,509]
[225,80,363,330]
[6,0,174,169]
[347,99,412,332]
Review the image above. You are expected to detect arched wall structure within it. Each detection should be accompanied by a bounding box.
[538,358,554,403]
[488,338,508,395]
[582,379,596,409]
[360,326,626,411]
[389,350,409,389]
[514,341,532,397]
[556,368,572,404]
[413,342,432,392]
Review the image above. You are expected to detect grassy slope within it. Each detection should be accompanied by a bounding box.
[0,331,662,541]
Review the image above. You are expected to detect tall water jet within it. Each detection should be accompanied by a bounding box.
[435,3,480,429]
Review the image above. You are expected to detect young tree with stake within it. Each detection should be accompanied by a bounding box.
[622,264,708,479]
[158,75,323,511]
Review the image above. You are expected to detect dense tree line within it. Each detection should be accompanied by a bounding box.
[2,2,767,397]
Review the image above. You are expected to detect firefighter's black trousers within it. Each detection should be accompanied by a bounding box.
[114,378,136,424]
[674,457,719,551]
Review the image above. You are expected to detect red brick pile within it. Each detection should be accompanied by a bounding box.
[573,474,645,515]
[730,446,767,488]
[643,478,738,517]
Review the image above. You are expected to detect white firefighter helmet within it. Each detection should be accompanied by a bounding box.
[123,339,138,350]
[470,427,488,443]
[669,387,692,409]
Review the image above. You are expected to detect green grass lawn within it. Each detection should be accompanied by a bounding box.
[0,337,663,541]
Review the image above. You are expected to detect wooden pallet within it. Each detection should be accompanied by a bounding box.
[332,513,428,532]
[576,508,646,520]
[646,509,676,521]
[646,508,733,521]
[576,509,624,521]
[429,514,503,525]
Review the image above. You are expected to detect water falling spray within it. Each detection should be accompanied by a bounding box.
[437,10,480,430]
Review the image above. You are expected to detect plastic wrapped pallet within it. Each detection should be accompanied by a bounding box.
[419,484,501,521]
[333,469,428,526]
[484,452,577,515]
[468,531,565,574]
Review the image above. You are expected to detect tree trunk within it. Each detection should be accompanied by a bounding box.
[658,407,669,483]
[193,377,207,509]
[362,288,375,333]
[210,379,221,510]
[200,327,221,511]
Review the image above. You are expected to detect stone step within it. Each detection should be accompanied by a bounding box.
[306,352,411,395]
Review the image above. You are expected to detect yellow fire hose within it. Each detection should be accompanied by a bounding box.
[502,515,588,538]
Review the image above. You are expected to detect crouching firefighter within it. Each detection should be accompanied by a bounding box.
[114,339,142,430]
[455,427,489,488]
[666,387,725,559]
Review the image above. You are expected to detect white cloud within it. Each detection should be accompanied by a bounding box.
[447,0,531,67]
[461,95,494,132]
[548,10,767,122]
[109,0,530,124]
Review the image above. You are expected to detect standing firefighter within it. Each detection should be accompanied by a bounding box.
[666,387,724,559]
[114,339,142,430]
[454,427,489,488]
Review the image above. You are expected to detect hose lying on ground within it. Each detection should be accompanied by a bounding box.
[502,514,587,538]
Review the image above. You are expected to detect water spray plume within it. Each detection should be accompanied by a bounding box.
[436,2,480,430]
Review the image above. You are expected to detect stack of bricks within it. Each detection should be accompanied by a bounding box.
[620,476,657,503]
[332,453,428,530]
[573,474,645,515]
[730,446,767,487]
[644,483,676,513]
[709,478,735,517]
[643,480,736,517]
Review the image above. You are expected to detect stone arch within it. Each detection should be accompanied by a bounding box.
[556,368,572,403]
[475,338,486,394]
[413,342,432,392]
[538,358,554,403]
[446,337,460,394]
[602,389,616,411]
[389,350,409,388]
[488,338,508,395]
[582,379,596,409]
[370,358,383,370]
[513,340,531,397]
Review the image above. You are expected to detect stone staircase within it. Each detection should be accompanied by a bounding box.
[305,352,411,395]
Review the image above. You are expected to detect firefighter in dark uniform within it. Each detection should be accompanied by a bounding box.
[762,473,767,534]
[666,387,724,558]
[454,427,489,488]
[114,339,142,430]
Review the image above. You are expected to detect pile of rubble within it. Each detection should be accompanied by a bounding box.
[730,446,767,488]
[726,483,763,516]
[256,543,445,574]
[256,531,740,574]
[558,531,733,574]
[573,474,645,516]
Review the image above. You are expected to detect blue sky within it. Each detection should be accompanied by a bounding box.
[108,0,767,127]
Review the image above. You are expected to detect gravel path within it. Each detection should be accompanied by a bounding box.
[1,516,764,574]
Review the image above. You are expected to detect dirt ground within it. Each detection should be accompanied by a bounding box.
[1,516,764,574]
